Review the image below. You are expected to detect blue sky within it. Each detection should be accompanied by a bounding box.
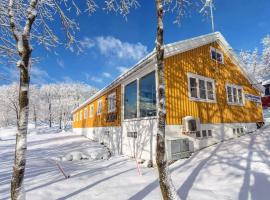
[2,0,270,89]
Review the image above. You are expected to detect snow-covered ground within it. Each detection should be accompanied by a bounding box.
[1,125,270,200]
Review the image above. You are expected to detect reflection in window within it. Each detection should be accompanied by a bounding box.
[199,79,206,99]
[189,77,197,98]
[124,81,137,119]
[140,72,156,117]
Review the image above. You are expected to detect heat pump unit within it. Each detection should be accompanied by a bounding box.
[182,116,200,133]
[166,138,191,160]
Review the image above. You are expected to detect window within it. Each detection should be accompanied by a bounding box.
[84,108,88,119]
[196,132,201,138]
[124,80,137,119]
[202,130,207,138]
[80,111,82,120]
[188,120,197,132]
[226,84,244,106]
[108,92,116,113]
[97,100,102,115]
[89,104,94,118]
[188,73,216,102]
[265,85,270,96]
[208,130,212,137]
[199,80,207,99]
[73,114,76,122]
[233,128,236,134]
[139,72,157,117]
[240,128,244,133]
[210,47,224,64]
[189,77,198,98]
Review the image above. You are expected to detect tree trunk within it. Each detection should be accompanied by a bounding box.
[11,56,30,200]
[49,103,52,128]
[33,106,37,129]
[59,113,62,130]
[155,0,179,199]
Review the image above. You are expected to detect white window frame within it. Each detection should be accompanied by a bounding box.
[89,104,94,118]
[210,46,224,64]
[97,99,102,115]
[225,83,245,106]
[108,92,116,113]
[187,73,216,103]
[84,107,88,119]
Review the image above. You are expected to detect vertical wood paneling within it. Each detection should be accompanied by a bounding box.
[73,85,121,128]
[165,42,263,125]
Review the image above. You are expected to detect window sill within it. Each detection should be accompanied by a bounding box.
[189,97,216,104]
[123,116,158,122]
[211,58,224,65]
[227,102,244,107]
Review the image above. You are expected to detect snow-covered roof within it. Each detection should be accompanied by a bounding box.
[262,79,270,86]
[72,32,264,114]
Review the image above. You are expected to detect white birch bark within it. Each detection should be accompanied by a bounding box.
[155,0,179,199]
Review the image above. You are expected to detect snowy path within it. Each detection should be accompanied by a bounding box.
[1,126,270,200]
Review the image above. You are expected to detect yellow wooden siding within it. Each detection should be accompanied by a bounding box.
[165,42,263,125]
[73,85,121,128]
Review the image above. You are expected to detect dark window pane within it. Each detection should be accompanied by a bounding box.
[265,86,270,96]
[238,89,243,104]
[189,77,197,98]
[207,81,214,100]
[199,79,206,99]
[124,81,137,119]
[188,120,197,131]
[196,131,201,138]
[227,86,233,102]
[202,130,207,137]
[208,130,212,137]
[211,50,217,60]
[140,72,157,117]
[233,88,237,103]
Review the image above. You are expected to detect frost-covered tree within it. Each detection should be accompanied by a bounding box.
[0,1,136,198]
[0,83,19,126]
[261,35,270,79]
[240,35,270,82]
[239,49,262,81]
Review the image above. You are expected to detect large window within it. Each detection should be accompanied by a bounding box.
[97,100,102,115]
[188,73,216,102]
[226,84,244,105]
[124,81,137,119]
[139,72,157,117]
[108,92,116,113]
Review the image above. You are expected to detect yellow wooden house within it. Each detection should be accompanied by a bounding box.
[72,32,264,161]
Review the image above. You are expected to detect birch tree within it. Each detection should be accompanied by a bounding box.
[0,0,137,199]
[155,0,206,199]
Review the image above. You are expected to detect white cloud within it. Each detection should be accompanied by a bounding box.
[57,59,65,68]
[102,72,111,78]
[96,36,148,61]
[80,36,148,61]
[116,66,129,74]
[80,37,95,49]
[85,73,103,83]
[91,76,103,83]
